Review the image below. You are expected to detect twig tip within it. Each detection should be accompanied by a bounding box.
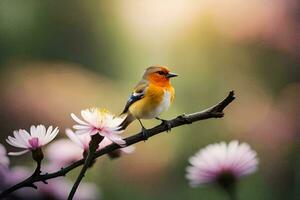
[229,90,235,98]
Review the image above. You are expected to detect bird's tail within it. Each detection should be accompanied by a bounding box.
[118,113,135,130]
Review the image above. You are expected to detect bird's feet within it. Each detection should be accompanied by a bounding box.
[141,127,150,141]
[137,119,149,141]
[156,117,172,132]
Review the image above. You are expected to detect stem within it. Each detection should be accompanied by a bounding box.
[32,160,41,177]
[227,187,237,200]
[67,134,103,200]
[31,148,44,177]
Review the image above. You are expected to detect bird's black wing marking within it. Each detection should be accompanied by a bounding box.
[120,83,147,115]
[120,93,143,115]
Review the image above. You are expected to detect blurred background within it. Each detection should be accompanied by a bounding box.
[0,0,299,199]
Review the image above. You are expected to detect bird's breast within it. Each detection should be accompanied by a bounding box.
[158,90,171,113]
[129,86,174,119]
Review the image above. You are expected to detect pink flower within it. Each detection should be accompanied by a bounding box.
[5,167,31,187]
[0,166,32,192]
[66,129,135,155]
[36,178,101,200]
[0,144,10,189]
[46,139,84,167]
[0,144,9,167]
[6,125,59,156]
[0,166,100,200]
[186,140,258,187]
[71,108,125,145]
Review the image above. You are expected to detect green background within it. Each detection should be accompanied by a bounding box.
[0,1,299,199]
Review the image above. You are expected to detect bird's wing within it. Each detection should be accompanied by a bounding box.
[120,82,148,115]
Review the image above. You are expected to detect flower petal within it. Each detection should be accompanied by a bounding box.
[185,141,258,187]
[8,150,29,156]
[121,145,135,154]
[6,137,27,148]
[65,129,85,149]
[71,113,88,125]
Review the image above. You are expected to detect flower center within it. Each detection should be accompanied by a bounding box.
[92,127,103,133]
[216,170,236,191]
[28,137,39,149]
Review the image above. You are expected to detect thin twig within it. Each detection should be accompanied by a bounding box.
[0,91,235,199]
[68,135,103,200]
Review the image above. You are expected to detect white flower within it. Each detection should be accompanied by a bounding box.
[65,129,91,151]
[0,144,9,167]
[71,108,125,145]
[6,125,59,156]
[186,140,258,187]
[66,129,134,154]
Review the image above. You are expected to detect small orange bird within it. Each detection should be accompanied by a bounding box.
[119,65,178,139]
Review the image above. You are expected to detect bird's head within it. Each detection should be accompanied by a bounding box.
[143,65,178,86]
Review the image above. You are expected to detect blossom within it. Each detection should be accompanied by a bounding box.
[0,144,9,167]
[66,129,134,156]
[5,167,31,187]
[65,128,91,151]
[0,166,31,192]
[46,139,84,167]
[6,125,59,156]
[0,144,10,189]
[186,140,258,187]
[71,108,125,145]
[36,178,101,200]
[99,137,135,154]
[0,166,100,200]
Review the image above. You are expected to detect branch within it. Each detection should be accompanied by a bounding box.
[0,91,235,199]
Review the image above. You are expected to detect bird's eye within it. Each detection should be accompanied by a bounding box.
[157,71,165,75]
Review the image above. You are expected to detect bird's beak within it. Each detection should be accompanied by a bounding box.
[166,72,178,78]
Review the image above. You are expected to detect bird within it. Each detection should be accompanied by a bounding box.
[119,65,178,140]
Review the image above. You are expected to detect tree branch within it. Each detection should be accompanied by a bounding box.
[0,91,235,199]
